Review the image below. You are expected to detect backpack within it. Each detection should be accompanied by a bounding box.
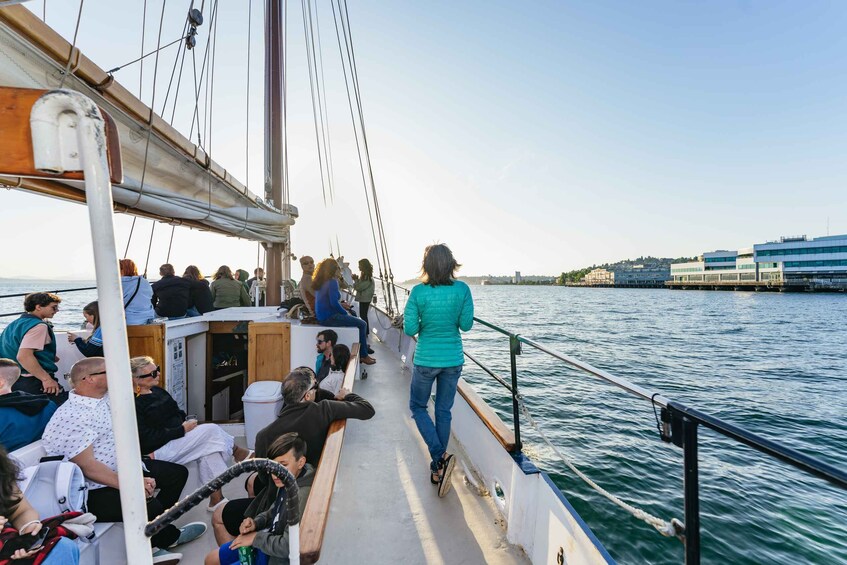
[18,457,88,518]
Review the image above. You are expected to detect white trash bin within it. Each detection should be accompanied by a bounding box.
[242,381,283,450]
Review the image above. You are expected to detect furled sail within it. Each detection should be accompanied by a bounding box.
[0,5,296,242]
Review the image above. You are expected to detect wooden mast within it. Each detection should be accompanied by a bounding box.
[265,0,286,305]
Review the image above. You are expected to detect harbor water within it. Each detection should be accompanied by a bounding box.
[2,281,845,563]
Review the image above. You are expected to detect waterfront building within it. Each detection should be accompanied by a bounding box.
[754,234,847,286]
[670,233,847,290]
[584,268,614,285]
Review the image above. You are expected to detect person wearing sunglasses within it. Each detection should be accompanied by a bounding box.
[130,356,252,512]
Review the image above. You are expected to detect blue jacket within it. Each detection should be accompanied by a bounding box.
[122,275,156,325]
[314,279,348,322]
[404,280,474,367]
[0,314,58,375]
[0,391,57,451]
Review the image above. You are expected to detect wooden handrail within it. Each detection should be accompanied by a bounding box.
[457,378,517,452]
[299,342,360,563]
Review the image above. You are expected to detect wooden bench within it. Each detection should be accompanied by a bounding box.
[298,342,360,563]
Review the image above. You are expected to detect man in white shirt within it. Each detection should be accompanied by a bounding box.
[42,357,206,564]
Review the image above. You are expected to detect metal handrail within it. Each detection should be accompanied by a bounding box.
[378,279,846,565]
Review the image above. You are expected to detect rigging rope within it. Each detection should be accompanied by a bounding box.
[58,0,85,89]
[142,220,156,278]
[328,0,386,305]
[301,0,331,206]
[138,0,147,97]
[515,394,683,540]
[166,225,176,264]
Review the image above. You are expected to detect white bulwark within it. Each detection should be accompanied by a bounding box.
[670,234,847,290]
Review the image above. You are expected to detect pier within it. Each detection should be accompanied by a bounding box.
[665,280,847,292]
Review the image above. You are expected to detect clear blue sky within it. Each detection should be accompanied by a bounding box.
[3,0,846,280]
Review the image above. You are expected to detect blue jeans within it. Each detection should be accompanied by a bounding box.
[219,541,269,565]
[322,313,369,358]
[185,306,201,317]
[42,537,79,564]
[409,364,463,471]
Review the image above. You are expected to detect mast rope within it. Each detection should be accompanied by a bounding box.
[329,0,387,310]
[340,0,400,314]
[200,0,220,223]
[58,0,85,89]
[301,0,331,207]
[105,35,188,76]
[515,394,684,540]
[237,0,253,236]
[166,225,176,264]
[142,220,156,278]
[312,0,337,203]
[129,0,169,209]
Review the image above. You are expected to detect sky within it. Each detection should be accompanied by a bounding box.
[2,0,847,280]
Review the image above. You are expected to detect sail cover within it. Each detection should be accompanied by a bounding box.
[0,6,295,243]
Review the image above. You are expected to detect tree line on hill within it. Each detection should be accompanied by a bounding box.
[556,256,697,285]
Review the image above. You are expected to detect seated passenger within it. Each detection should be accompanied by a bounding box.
[207,433,314,562]
[298,256,316,315]
[131,356,251,511]
[212,368,373,544]
[210,266,251,309]
[312,258,375,365]
[42,357,205,564]
[318,344,350,396]
[120,259,156,325]
[314,330,337,383]
[68,301,103,357]
[0,445,80,564]
[151,264,192,320]
[0,358,57,452]
[183,265,214,316]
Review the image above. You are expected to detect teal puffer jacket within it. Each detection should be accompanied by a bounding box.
[404,280,474,367]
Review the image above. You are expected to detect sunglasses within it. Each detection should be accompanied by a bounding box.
[134,366,160,379]
[316,339,326,344]
[300,380,318,402]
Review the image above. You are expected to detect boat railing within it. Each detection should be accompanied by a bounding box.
[375,280,847,565]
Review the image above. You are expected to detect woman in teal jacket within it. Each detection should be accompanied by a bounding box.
[404,244,473,497]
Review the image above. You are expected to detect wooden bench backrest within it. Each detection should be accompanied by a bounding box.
[298,342,359,563]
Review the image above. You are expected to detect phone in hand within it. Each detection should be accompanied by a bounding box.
[27,526,49,550]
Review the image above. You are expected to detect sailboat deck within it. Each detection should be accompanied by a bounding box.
[319,340,528,564]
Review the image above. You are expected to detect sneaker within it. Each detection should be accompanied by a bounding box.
[168,522,207,548]
[152,548,182,564]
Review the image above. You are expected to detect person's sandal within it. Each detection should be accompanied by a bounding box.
[438,454,456,498]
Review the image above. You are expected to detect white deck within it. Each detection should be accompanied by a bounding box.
[320,340,528,564]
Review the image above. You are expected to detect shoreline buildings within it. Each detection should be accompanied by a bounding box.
[669,234,847,291]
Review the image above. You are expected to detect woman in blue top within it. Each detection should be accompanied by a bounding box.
[67,301,103,357]
[312,259,376,365]
[119,259,156,325]
[404,244,474,497]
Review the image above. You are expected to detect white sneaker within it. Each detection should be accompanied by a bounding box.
[152,548,182,564]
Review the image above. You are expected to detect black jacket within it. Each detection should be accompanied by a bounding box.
[151,275,192,317]
[134,387,186,455]
[254,390,375,467]
[188,279,215,314]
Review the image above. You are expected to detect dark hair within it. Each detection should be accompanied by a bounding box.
[317,329,338,346]
[358,259,373,282]
[291,366,316,379]
[214,265,234,280]
[183,265,204,281]
[159,264,175,277]
[420,244,460,286]
[0,445,22,518]
[267,432,308,461]
[24,292,61,312]
[331,344,351,372]
[282,371,313,406]
[311,259,339,290]
[83,301,100,341]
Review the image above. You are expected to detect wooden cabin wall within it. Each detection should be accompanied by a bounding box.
[127,323,166,387]
[248,322,291,384]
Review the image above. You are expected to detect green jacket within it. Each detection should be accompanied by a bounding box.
[353,278,375,303]
[210,277,251,308]
[404,280,474,367]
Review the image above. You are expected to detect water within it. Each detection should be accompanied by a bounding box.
[457,286,847,565]
[0,280,98,332]
[3,281,846,563]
